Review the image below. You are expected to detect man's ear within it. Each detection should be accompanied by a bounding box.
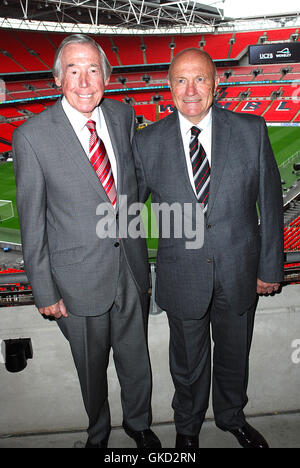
[55,76,62,88]
[214,75,220,92]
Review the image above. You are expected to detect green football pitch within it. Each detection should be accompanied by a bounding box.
[268,126,300,191]
[0,125,299,247]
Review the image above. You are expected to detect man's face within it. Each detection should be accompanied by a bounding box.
[168,50,219,124]
[55,42,109,118]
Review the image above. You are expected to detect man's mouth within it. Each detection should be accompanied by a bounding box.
[78,94,93,99]
[183,99,201,103]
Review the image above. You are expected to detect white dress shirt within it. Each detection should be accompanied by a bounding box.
[61,96,118,187]
[178,108,212,195]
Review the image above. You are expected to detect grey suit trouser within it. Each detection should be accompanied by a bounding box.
[168,265,256,436]
[57,251,152,444]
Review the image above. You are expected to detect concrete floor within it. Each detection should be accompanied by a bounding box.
[0,413,299,449]
[0,277,299,450]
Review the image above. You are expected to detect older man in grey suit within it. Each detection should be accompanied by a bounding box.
[13,34,161,449]
[133,48,284,448]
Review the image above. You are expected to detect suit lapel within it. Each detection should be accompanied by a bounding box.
[100,99,124,201]
[50,99,115,209]
[169,110,200,202]
[206,105,231,218]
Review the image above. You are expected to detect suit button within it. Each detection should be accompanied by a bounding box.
[206,224,212,229]
[114,242,120,248]
[207,258,212,263]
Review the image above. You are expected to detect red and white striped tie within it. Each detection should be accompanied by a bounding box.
[86,120,117,208]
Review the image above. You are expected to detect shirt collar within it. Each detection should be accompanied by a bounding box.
[61,96,101,132]
[178,107,212,136]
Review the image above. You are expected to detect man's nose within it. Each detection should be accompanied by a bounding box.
[79,72,89,87]
[186,81,197,95]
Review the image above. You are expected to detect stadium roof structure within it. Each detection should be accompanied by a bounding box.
[0,0,226,29]
[0,0,299,34]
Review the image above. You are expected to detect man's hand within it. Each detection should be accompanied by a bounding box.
[39,298,68,319]
[257,279,280,295]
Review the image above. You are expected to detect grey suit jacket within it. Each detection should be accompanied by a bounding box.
[133,105,284,320]
[13,98,150,316]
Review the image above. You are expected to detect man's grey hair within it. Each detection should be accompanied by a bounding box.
[52,34,112,81]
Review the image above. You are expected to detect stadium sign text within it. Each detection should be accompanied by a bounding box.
[250,42,300,65]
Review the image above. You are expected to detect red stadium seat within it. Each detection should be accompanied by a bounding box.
[263,99,300,122]
[0,142,12,153]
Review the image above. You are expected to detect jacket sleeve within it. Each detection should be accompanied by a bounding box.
[257,118,284,283]
[12,129,61,308]
[132,133,151,204]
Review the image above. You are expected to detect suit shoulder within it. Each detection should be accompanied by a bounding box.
[135,112,175,141]
[216,105,264,128]
[102,98,134,116]
[13,105,53,140]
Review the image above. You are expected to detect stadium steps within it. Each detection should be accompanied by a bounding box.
[292,109,300,123]
[140,37,147,65]
[284,202,300,227]
[109,37,122,67]
[227,33,235,58]
[261,100,274,117]
[0,50,26,73]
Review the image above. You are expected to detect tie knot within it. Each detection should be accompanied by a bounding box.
[86,120,97,133]
[191,126,201,138]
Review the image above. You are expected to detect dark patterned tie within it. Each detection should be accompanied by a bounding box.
[190,126,210,214]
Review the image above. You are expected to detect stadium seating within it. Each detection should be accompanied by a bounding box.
[95,36,120,67]
[143,36,173,64]
[13,31,55,69]
[234,100,271,116]
[0,30,48,72]
[0,28,300,149]
[0,123,17,143]
[134,104,157,122]
[0,142,11,152]
[203,33,233,59]
[229,31,262,58]
[216,101,238,111]
[284,217,300,251]
[294,113,300,122]
[263,99,300,122]
[0,107,24,119]
[0,28,299,72]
